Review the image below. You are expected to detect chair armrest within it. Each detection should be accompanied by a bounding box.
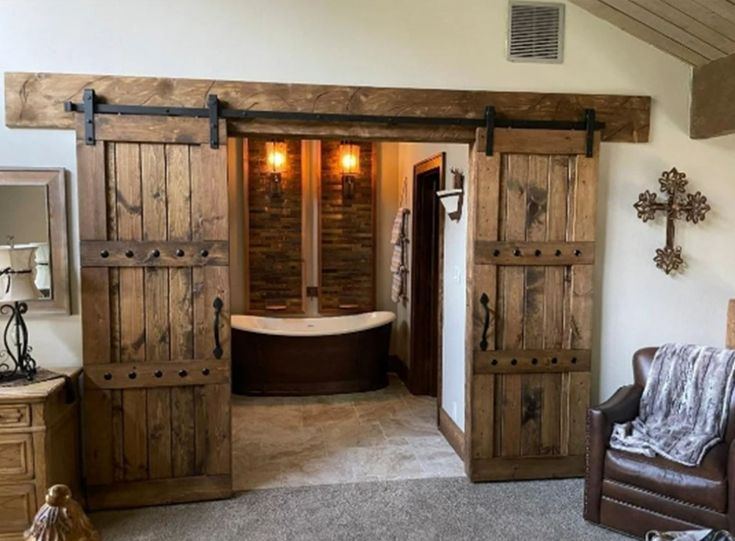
[584,384,642,523]
[591,384,643,439]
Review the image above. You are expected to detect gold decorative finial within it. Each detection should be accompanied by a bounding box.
[24,485,100,541]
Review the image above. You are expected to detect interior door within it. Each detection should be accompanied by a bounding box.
[465,127,599,481]
[75,116,232,509]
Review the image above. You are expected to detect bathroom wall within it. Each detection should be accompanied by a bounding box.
[0,186,49,244]
[246,138,304,313]
[319,141,375,314]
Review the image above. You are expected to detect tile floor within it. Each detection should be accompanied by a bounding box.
[232,375,465,491]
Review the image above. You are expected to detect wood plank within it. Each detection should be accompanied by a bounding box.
[498,154,527,458]
[691,0,735,25]
[601,0,726,59]
[691,53,735,139]
[569,0,710,65]
[91,115,210,144]
[86,475,231,511]
[475,241,595,265]
[84,360,230,389]
[115,142,148,482]
[76,137,114,487]
[141,144,172,481]
[470,455,585,481]
[480,129,588,155]
[191,130,231,478]
[80,240,229,267]
[439,408,466,460]
[727,299,735,349]
[475,349,591,373]
[520,155,548,457]
[5,72,652,143]
[635,0,735,54]
[166,144,196,478]
[540,155,569,456]
[663,0,735,39]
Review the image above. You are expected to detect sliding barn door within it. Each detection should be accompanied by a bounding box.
[76,117,231,509]
[466,127,599,481]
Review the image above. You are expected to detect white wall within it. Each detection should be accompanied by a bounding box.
[395,143,470,426]
[2,0,735,429]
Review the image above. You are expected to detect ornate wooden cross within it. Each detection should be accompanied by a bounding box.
[634,167,710,274]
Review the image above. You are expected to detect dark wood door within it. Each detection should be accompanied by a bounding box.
[409,154,444,397]
[466,128,599,481]
[76,117,232,509]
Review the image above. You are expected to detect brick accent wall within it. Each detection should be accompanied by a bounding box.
[320,141,375,314]
[247,138,303,313]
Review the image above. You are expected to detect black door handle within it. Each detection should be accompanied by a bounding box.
[479,293,494,352]
[213,297,224,360]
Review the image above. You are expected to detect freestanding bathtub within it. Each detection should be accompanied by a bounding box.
[231,311,396,396]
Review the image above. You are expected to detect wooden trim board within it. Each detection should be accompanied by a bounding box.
[439,408,465,460]
[727,299,735,349]
[5,72,650,143]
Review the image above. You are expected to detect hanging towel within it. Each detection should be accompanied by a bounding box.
[390,265,407,303]
[390,243,403,273]
[390,208,408,245]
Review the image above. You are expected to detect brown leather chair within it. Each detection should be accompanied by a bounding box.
[585,347,735,537]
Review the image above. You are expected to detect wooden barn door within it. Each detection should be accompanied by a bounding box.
[76,117,232,509]
[466,127,599,481]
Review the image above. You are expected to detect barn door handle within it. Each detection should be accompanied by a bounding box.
[479,293,494,352]
[213,297,224,360]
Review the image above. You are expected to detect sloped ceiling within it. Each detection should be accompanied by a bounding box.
[570,0,735,66]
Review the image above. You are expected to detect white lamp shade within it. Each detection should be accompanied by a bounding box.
[4,247,40,302]
[34,243,51,291]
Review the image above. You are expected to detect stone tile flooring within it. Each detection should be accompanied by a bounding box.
[232,375,465,491]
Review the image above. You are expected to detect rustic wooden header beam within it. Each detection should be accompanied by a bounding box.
[691,53,735,139]
[5,72,650,143]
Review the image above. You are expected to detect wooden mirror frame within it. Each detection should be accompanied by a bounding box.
[0,168,70,315]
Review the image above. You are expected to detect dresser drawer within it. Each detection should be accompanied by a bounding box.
[0,483,35,534]
[0,434,33,480]
[0,405,30,428]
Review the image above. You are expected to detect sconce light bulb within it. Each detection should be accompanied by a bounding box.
[268,150,285,170]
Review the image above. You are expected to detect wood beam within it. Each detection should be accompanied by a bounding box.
[690,53,735,139]
[4,72,651,143]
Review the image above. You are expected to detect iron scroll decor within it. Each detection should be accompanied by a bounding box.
[633,167,710,275]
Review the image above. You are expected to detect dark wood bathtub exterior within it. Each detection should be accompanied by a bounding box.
[232,322,392,395]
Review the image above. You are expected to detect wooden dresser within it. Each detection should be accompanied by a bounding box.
[0,368,81,541]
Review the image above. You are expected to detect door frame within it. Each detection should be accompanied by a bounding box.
[408,153,445,403]
[6,72,645,497]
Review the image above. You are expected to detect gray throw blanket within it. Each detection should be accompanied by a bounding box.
[610,343,735,467]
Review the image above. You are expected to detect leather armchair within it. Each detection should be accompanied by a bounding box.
[585,347,735,537]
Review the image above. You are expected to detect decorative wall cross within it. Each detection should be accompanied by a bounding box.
[634,167,710,274]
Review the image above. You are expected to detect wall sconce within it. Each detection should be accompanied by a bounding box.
[266,140,286,198]
[437,168,465,222]
[339,142,360,200]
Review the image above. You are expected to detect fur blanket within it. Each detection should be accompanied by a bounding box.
[609,343,735,467]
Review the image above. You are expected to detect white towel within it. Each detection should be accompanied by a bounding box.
[390,208,408,245]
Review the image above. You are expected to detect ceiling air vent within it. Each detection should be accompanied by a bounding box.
[508,1,564,63]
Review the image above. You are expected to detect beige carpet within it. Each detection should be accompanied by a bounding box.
[91,478,631,540]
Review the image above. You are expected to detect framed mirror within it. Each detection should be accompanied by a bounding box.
[0,168,70,315]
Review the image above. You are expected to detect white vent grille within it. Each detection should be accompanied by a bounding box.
[508,1,564,63]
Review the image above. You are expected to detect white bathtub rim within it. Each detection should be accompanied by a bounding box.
[230,311,396,337]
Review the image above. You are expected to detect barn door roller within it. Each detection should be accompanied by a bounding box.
[65,89,605,156]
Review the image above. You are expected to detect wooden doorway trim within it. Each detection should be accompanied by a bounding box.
[409,153,445,398]
[5,72,650,144]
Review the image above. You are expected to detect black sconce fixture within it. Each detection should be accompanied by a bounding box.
[266,140,286,199]
[0,243,39,381]
[339,141,360,200]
